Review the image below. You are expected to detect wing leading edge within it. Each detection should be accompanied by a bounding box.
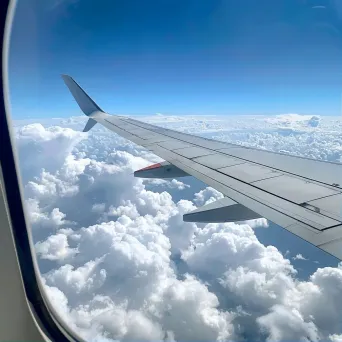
[62,75,342,260]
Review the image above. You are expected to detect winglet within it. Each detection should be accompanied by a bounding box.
[61,74,104,116]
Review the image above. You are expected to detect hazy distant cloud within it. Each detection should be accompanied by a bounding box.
[265,113,321,128]
[293,253,308,261]
[48,0,79,11]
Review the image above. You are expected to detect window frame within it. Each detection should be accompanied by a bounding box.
[0,1,86,341]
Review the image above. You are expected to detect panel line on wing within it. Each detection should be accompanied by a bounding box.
[249,174,283,183]
[104,119,159,142]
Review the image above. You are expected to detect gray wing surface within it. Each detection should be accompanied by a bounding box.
[62,74,342,260]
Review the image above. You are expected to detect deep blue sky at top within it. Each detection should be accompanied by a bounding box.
[8,0,342,119]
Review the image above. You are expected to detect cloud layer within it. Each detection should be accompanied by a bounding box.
[13,114,342,341]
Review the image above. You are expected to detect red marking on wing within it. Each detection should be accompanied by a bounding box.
[137,163,162,171]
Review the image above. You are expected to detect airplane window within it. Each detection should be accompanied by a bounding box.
[6,0,342,341]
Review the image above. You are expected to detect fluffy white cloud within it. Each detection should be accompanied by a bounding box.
[35,233,78,261]
[15,123,86,183]
[330,334,342,342]
[193,187,224,206]
[13,114,342,341]
[41,213,235,340]
[144,178,190,191]
[182,220,342,339]
[257,305,319,342]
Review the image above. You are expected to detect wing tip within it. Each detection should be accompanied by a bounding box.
[61,74,70,80]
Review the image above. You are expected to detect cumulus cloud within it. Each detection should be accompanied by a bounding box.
[35,233,78,261]
[143,178,190,191]
[193,187,224,206]
[15,123,86,184]
[330,334,342,342]
[257,305,319,342]
[13,114,342,341]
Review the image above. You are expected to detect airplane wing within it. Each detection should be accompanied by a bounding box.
[62,74,342,260]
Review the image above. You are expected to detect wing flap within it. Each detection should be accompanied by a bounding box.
[134,162,188,178]
[252,175,340,204]
[307,194,342,222]
[183,197,261,223]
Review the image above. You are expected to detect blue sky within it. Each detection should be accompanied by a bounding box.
[7,0,342,280]
[8,0,342,119]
